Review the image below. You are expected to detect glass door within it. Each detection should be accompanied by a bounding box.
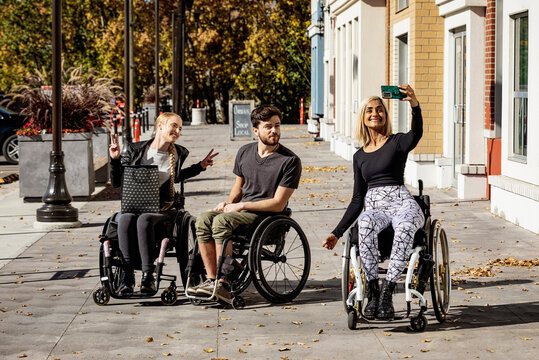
[453,30,466,183]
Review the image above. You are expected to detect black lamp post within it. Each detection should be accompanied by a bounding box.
[154,0,160,118]
[35,0,80,227]
[121,0,133,156]
[172,0,194,119]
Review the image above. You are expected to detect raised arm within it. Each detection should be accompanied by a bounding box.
[396,84,423,152]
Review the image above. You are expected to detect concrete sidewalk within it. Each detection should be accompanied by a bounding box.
[0,124,537,359]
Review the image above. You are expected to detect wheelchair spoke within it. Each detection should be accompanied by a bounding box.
[284,233,299,254]
[284,262,302,282]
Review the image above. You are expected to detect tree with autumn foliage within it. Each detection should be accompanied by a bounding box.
[0,0,311,124]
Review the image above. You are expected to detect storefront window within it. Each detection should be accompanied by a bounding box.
[513,12,528,157]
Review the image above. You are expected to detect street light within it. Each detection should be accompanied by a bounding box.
[155,0,160,118]
[172,0,194,120]
[35,0,80,229]
[121,0,133,156]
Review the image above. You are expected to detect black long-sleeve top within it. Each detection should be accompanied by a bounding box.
[331,105,423,238]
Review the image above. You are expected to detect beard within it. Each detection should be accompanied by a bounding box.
[259,133,280,146]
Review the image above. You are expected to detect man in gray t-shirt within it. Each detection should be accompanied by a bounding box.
[188,105,302,304]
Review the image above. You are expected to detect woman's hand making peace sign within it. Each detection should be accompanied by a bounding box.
[109,134,121,159]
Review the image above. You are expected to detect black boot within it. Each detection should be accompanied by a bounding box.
[119,269,135,296]
[363,279,380,320]
[377,279,396,320]
[141,271,156,295]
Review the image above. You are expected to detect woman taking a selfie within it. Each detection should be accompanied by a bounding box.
[322,84,424,320]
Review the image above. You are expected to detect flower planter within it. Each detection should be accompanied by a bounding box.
[18,132,95,199]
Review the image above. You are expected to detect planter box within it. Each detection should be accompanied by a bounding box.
[19,132,95,199]
[92,127,110,184]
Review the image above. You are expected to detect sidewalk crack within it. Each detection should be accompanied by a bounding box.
[45,283,96,359]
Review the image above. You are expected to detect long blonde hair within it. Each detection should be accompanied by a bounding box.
[354,96,392,147]
[155,112,180,211]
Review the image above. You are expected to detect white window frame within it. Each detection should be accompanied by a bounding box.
[510,11,528,161]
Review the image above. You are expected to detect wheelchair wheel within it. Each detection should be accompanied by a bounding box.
[410,315,428,332]
[179,214,206,291]
[250,217,310,303]
[161,286,178,306]
[347,309,358,330]
[230,241,251,295]
[93,287,110,306]
[341,231,354,311]
[429,219,451,323]
[99,243,125,297]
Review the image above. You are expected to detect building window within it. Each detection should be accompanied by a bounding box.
[512,12,528,158]
[397,0,409,12]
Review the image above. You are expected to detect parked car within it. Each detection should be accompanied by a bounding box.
[0,106,24,164]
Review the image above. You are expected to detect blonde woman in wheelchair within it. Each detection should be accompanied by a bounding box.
[323,85,423,320]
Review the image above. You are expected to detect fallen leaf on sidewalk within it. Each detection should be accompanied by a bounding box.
[420,349,430,352]
[238,348,246,353]
[521,338,533,340]
[257,324,265,327]
[317,329,324,334]
[382,332,391,336]
[162,353,171,356]
[146,337,154,342]
[292,321,302,325]
[422,339,431,343]
[278,348,290,352]
[203,348,214,353]
[16,354,27,358]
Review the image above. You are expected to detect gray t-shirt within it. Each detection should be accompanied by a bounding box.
[233,142,302,203]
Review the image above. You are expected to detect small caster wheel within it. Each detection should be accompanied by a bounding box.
[232,296,245,309]
[93,287,110,306]
[190,298,203,306]
[347,309,358,330]
[161,287,178,306]
[410,315,428,332]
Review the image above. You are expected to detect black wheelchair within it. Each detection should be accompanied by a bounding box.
[184,209,311,308]
[342,180,451,331]
[92,188,196,306]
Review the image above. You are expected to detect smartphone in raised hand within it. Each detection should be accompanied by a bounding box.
[381,85,406,99]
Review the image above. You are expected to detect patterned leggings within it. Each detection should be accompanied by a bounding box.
[358,185,424,283]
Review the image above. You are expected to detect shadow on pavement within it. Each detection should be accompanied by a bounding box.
[383,301,539,333]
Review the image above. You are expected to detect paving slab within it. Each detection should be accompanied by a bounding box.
[0,124,537,360]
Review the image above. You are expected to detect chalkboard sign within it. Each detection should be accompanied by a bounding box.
[229,100,255,140]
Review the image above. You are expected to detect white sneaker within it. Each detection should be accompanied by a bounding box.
[194,279,216,296]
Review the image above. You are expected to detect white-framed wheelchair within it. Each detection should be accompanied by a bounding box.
[184,209,311,308]
[342,180,451,331]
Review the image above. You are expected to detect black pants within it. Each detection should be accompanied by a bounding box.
[117,211,174,273]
